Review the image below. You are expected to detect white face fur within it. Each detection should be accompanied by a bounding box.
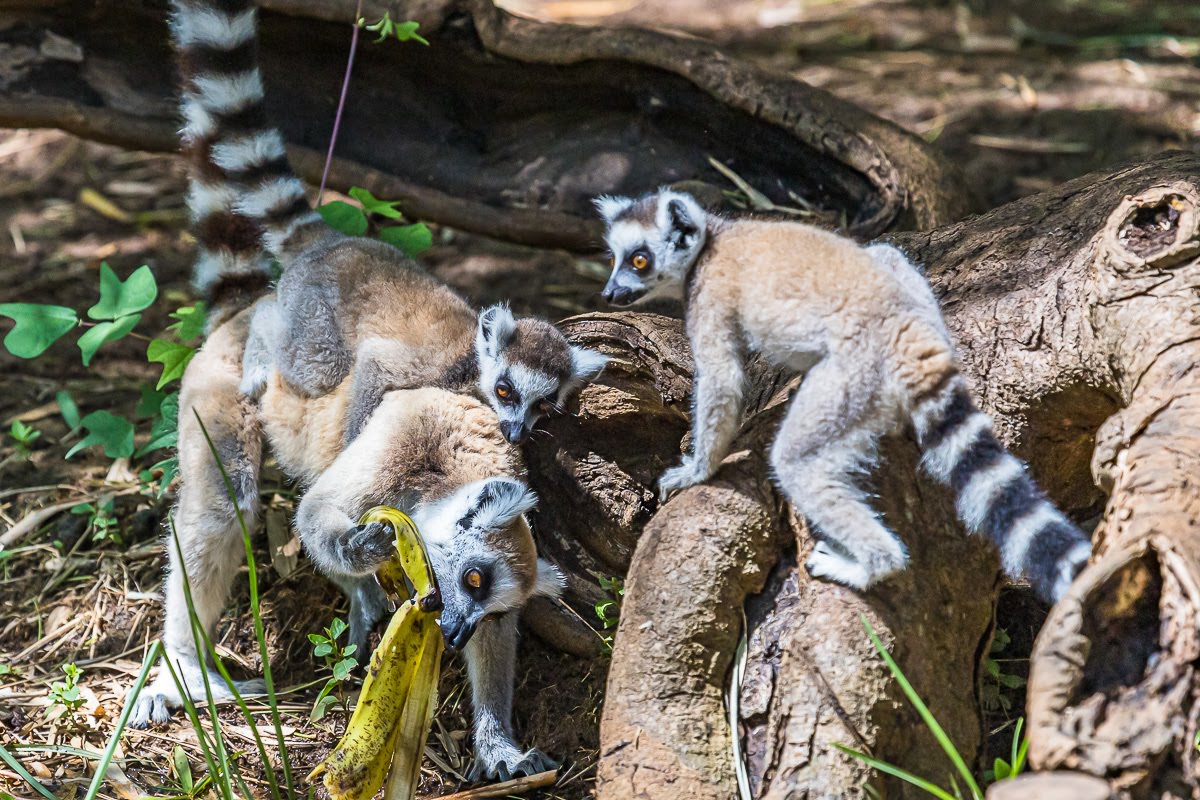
[597,190,708,307]
[414,477,563,650]
[475,305,609,444]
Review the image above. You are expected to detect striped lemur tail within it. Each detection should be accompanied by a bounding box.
[169,0,324,310]
[912,376,1091,602]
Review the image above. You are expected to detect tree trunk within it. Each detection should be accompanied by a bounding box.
[0,0,972,249]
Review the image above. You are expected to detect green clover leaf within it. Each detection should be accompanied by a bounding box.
[0,303,78,358]
[379,223,433,256]
[77,313,141,366]
[87,263,157,321]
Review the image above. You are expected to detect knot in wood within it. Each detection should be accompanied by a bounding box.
[1099,183,1200,275]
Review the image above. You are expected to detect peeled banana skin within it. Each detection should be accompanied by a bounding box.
[309,506,444,800]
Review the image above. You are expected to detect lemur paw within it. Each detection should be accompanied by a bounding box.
[805,541,870,589]
[337,521,395,574]
[657,460,710,503]
[468,746,558,782]
[128,670,264,729]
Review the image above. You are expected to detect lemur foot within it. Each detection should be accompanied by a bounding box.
[468,745,558,782]
[128,669,266,729]
[335,521,395,574]
[805,541,907,590]
[657,458,711,503]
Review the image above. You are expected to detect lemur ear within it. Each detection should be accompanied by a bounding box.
[470,478,538,531]
[569,345,609,385]
[657,192,706,250]
[594,195,634,223]
[534,558,566,599]
[477,304,517,358]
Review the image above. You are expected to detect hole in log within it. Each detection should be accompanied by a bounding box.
[1117,195,1185,259]
[1078,551,1162,698]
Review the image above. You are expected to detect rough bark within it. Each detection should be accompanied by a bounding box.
[0,0,972,249]
[889,151,1200,799]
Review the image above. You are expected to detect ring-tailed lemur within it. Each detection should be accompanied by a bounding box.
[130,306,560,778]
[595,190,1092,603]
[169,0,605,446]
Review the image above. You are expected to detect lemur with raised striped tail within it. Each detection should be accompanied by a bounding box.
[173,0,605,446]
[131,0,588,779]
[596,190,1092,603]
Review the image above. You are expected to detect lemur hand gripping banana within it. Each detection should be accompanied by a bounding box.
[140,0,589,781]
[596,190,1092,603]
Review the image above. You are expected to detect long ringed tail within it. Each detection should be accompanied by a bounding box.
[168,0,325,309]
[912,375,1091,602]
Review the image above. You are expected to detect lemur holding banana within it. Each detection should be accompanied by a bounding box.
[130,0,605,780]
[597,190,1091,603]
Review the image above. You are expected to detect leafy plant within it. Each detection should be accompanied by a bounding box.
[985,718,1029,783]
[47,663,85,717]
[70,497,120,544]
[981,627,1026,714]
[154,745,215,800]
[309,617,359,722]
[317,187,433,258]
[834,616,984,800]
[8,420,41,459]
[594,575,625,653]
[357,12,429,45]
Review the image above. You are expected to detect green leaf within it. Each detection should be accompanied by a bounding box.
[328,617,347,639]
[378,223,432,256]
[168,303,207,341]
[173,746,193,793]
[56,391,81,430]
[147,340,196,390]
[993,758,1011,781]
[87,264,157,321]
[307,633,327,646]
[0,303,78,358]
[998,673,1025,689]
[394,20,429,45]
[77,314,141,366]
[140,456,179,496]
[66,411,135,459]
[135,392,179,458]
[312,643,332,658]
[136,385,167,418]
[10,420,40,445]
[317,201,368,236]
[331,658,355,681]
[348,187,404,220]
[342,644,357,658]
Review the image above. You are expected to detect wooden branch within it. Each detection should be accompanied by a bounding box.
[0,0,973,251]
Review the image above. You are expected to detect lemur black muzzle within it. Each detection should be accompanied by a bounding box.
[500,420,528,444]
[441,612,482,651]
[601,285,644,307]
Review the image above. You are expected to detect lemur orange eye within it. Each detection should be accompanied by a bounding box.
[631,253,649,270]
[495,385,510,399]
[465,568,483,589]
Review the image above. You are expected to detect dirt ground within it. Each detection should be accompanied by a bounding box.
[2,0,1198,797]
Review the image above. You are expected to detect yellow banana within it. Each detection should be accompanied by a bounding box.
[310,506,443,800]
[314,602,427,799]
[385,617,443,800]
[361,505,441,611]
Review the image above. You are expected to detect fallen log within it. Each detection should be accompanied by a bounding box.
[0,0,973,249]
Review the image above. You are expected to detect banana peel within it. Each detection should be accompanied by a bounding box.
[308,506,444,800]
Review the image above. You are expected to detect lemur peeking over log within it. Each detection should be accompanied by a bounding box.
[596,190,1092,603]
[176,5,606,446]
[129,0,605,780]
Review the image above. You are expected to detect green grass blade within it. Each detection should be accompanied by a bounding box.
[168,526,236,800]
[194,411,295,798]
[160,649,230,800]
[833,744,957,800]
[0,742,58,800]
[1010,717,1023,771]
[169,515,282,800]
[82,640,163,800]
[1012,731,1029,776]
[860,616,983,800]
